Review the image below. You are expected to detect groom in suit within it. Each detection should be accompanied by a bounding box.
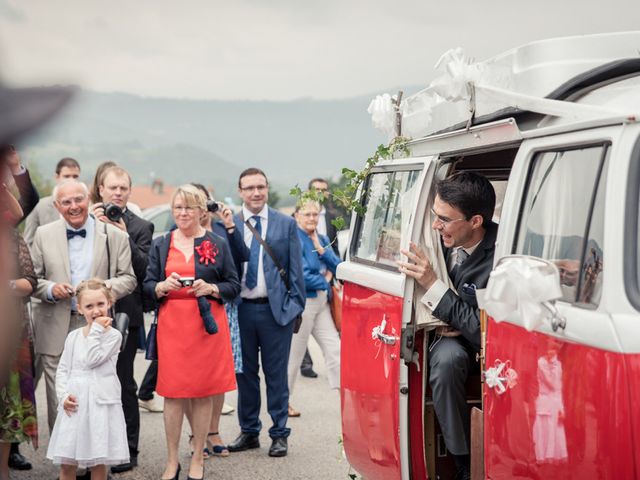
[398,172,497,480]
[226,168,305,458]
[30,179,136,432]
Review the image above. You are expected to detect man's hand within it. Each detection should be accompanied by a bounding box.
[63,394,78,416]
[52,282,75,300]
[398,242,438,290]
[90,202,127,232]
[190,279,218,297]
[94,316,112,329]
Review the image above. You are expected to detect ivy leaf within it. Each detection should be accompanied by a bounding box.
[289,186,302,197]
[331,217,346,231]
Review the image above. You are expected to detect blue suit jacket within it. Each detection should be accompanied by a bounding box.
[229,207,306,326]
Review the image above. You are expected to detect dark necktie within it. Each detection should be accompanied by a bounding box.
[450,248,469,279]
[66,229,87,240]
[245,216,262,289]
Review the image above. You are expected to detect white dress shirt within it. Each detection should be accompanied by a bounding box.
[316,206,328,237]
[240,204,269,299]
[421,240,481,312]
[47,215,95,310]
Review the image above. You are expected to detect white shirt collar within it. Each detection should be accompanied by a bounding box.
[242,204,268,221]
[65,214,94,231]
[459,239,482,257]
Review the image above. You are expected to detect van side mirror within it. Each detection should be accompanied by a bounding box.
[477,255,565,332]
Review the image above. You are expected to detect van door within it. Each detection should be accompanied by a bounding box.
[338,158,434,480]
[484,126,638,479]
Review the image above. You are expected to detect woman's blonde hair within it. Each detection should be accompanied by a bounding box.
[294,199,321,214]
[75,278,114,305]
[171,184,207,211]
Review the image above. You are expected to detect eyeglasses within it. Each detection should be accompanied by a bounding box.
[173,205,198,213]
[240,185,268,193]
[299,212,319,218]
[431,208,466,227]
[59,195,87,207]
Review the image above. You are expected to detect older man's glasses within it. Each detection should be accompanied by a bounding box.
[59,195,86,207]
[431,208,466,227]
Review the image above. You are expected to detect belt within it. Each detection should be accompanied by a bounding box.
[242,297,269,304]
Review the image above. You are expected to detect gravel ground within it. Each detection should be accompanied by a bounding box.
[13,337,350,480]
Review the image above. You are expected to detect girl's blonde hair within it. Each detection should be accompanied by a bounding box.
[75,278,114,305]
[171,184,207,211]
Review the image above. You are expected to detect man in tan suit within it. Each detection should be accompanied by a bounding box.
[30,179,136,431]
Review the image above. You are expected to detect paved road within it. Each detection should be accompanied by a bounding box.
[16,338,349,480]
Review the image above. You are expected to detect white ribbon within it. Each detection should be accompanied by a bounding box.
[484,360,518,395]
[431,47,485,102]
[367,93,399,140]
[479,256,563,332]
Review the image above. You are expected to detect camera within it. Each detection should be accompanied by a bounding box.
[178,277,195,287]
[104,203,124,222]
[206,199,223,213]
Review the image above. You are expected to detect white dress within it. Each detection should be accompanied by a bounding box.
[46,324,129,468]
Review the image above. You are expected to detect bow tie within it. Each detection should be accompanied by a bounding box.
[66,229,87,240]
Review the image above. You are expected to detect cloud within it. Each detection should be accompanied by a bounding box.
[0,0,638,100]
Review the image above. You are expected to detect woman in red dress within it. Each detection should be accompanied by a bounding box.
[144,185,240,480]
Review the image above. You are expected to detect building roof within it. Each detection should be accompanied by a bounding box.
[130,184,175,210]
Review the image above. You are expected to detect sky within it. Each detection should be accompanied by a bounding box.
[0,0,639,101]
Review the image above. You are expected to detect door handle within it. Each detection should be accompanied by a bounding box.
[483,359,518,395]
[372,315,398,345]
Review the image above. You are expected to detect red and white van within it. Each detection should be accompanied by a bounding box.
[337,32,640,479]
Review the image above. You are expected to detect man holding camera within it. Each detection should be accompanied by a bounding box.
[91,166,154,474]
[31,179,136,434]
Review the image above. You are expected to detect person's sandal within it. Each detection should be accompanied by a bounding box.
[189,434,210,459]
[206,432,230,457]
[288,404,301,417]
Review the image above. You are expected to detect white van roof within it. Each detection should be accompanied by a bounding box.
[380,32,640,140]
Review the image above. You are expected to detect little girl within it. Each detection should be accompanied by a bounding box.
[46,278,129,480]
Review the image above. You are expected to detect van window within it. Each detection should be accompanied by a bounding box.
[514,145,608,306]
[352,167,422,269]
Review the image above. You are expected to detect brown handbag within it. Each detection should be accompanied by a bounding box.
[330,283,343,332]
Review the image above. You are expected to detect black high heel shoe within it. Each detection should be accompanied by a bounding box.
[161,463,181,480]
[187,462,204,480]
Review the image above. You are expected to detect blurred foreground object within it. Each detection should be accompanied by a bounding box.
[0,82,75,386]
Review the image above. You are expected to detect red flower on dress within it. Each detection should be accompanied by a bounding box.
[196,240,219,266]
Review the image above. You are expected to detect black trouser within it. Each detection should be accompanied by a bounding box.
[116,326,140,457]
[138,360,158,401]
[300,349,313,371]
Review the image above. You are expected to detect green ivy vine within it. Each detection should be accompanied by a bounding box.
[289,136,411,231]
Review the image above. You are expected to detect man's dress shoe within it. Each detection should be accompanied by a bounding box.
[300,368,318,378]
[268,437,288,457]
[8,451,32,470]
[227,432,260,452]
[110,455,137,473]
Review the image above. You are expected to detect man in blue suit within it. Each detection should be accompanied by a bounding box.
[226,168,305,457]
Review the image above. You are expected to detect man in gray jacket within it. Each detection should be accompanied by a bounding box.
[31,179,136,432]
[399,172,497,480]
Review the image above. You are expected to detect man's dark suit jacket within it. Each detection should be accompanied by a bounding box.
[115,210,154,327]
[433,222,498,352]
[324,206,341,256]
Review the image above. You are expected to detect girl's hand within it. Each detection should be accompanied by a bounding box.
[63,394,79,416]
[190,279,219,297]
[94,316,112,329]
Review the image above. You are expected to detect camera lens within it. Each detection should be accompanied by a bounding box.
[104,203,124,222]
[206,200,220,213]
